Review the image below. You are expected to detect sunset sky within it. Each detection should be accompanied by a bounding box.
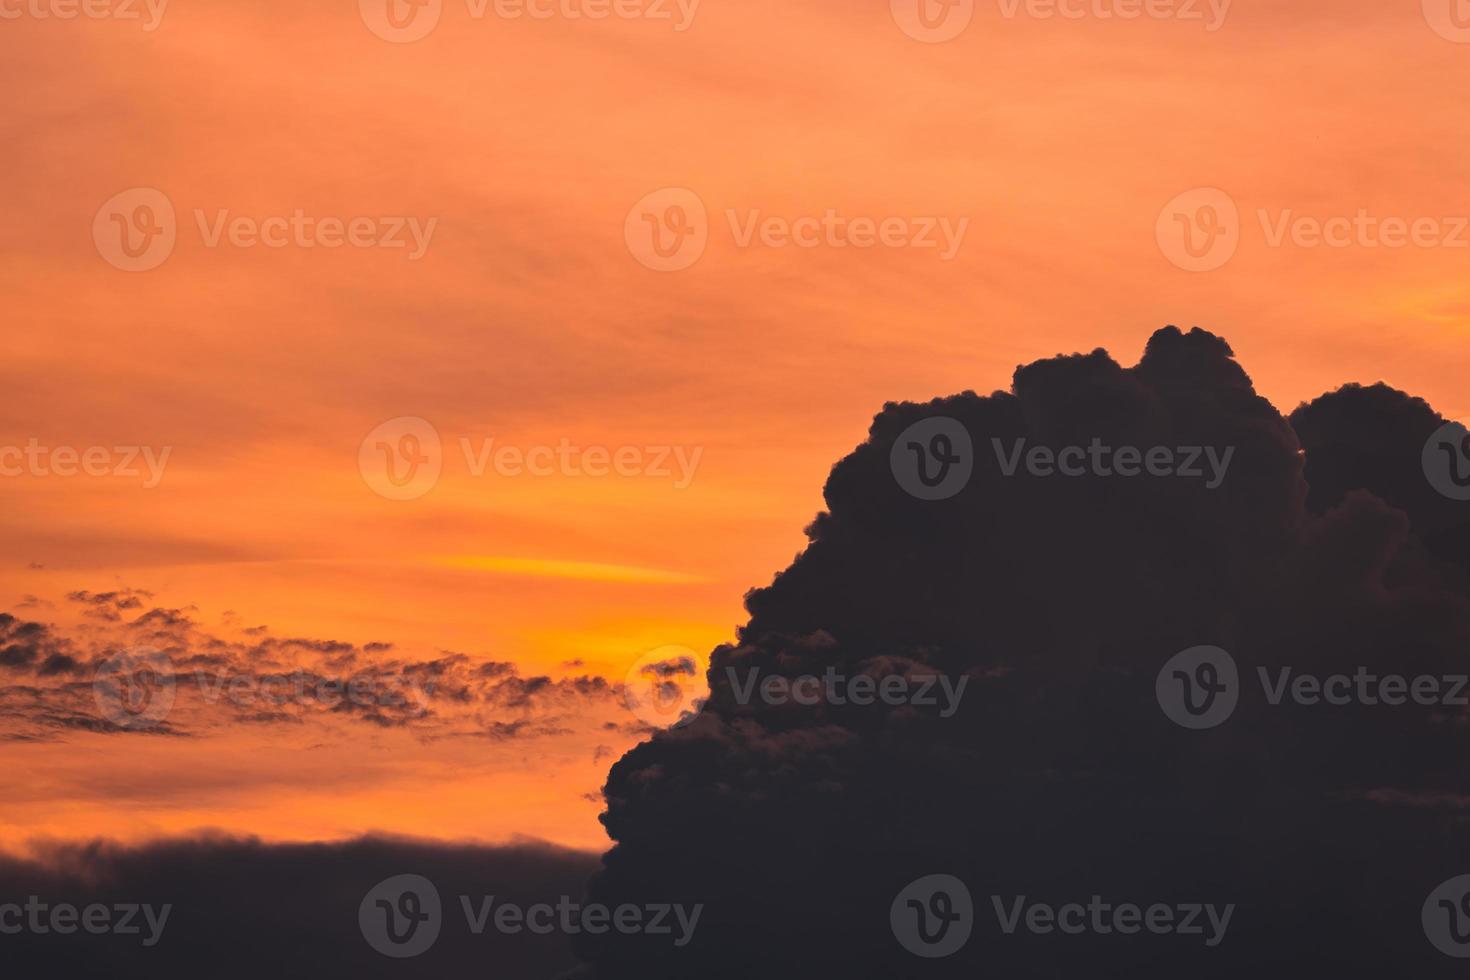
[3,0,1469,857]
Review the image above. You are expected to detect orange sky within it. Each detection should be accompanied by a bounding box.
[2,0,1468,855]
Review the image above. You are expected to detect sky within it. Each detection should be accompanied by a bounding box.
[2,0,1469,856]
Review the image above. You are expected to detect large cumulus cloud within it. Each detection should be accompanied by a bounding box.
[575,327,1470,978]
